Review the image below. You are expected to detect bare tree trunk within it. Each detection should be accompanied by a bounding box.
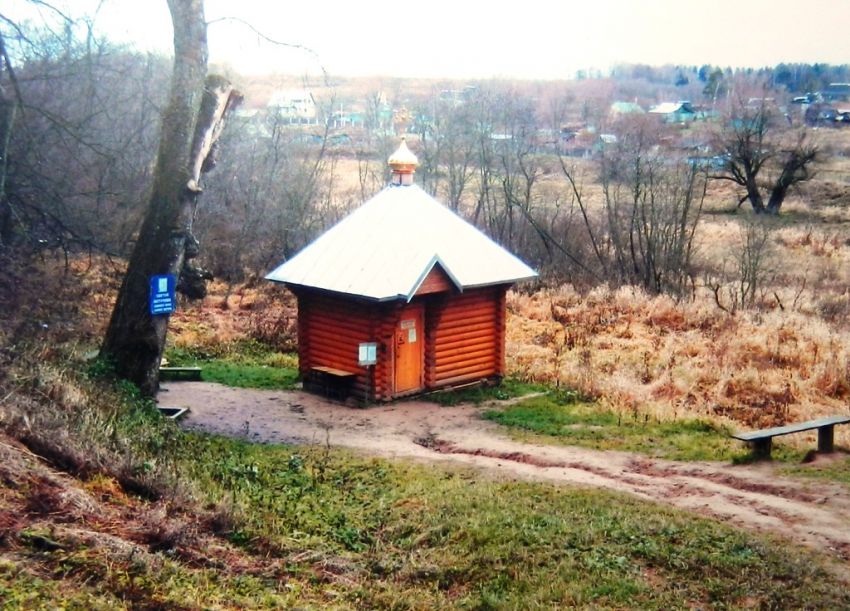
[766,143,817,214]
[745,174,765,213]
[100,0,240,396]
[0,89,14,248]
[0,32,20,248]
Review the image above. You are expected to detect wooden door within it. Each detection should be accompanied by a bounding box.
[394,304,424,394]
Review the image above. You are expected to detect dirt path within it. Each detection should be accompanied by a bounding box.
[161,382,850,564]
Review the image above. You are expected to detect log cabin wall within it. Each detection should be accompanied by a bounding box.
[296,288,405,401]
[296,289,378,400]
[296,284,508,401]
[422,285,508,389]
[373,301,402,400]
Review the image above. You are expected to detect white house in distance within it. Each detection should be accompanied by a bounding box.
[267,89,318,124]
[649,101,697,124]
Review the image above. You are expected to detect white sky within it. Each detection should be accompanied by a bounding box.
[6,0,850,80]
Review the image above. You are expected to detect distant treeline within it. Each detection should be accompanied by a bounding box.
[607,63,850,93]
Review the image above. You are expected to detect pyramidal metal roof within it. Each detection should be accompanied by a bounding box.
[265,183,537,301]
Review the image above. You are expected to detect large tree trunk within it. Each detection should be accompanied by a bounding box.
[766,183,790,215]
[100,0,240,396]
[766,145,817,214]
[0,91,14,248]
[744,171,765,214]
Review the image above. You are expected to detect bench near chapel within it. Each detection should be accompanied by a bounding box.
[733,415,850,459]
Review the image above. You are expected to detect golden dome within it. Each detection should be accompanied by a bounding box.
[388,138,418,174]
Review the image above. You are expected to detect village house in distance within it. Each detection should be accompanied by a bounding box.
[266,140,537,401]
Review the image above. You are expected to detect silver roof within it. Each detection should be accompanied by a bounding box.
[265,184,537,301]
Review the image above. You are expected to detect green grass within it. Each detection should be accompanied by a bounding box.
[781,454,850,489]
[426,377,547,406]
[0,549,300,609]
[5,352,850,608]
[483,392,807,463]
[194,360,299,390]
[164,340,299,390]
[42,440,850,606]
[8,423,849,608]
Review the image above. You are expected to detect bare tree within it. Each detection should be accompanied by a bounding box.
[714,101,817,214]
[101,0,241,396]
[707,220,774,313]
[416,92,476,209]
[198,107,337,286]
[551,115,705,294]
[0,28,19,248]
[0,12,172,257]
[596,116,706,295]
[766,132,818,213]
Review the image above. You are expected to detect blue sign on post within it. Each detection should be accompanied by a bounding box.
[149,274,176,315]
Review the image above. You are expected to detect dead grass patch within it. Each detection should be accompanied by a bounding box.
[507,285,850,445]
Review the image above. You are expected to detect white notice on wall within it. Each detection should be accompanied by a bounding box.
[408,328,417,343]
[358,342,377,365]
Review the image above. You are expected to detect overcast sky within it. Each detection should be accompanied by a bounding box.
[6,0,850,80]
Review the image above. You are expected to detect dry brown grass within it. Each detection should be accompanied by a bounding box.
[168,280,297,353]
[507,284,850,446]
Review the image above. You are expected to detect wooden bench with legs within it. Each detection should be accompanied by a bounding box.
[307,366,357,400]
[732,415,850,459]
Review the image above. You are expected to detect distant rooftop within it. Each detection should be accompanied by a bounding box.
[649,101,694,114]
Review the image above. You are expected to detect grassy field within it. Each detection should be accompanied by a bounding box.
[782,455,850,488]
[506,283,850,451]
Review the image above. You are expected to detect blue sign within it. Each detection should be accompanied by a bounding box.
[149,274,176,315]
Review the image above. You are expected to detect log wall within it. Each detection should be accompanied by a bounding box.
[373,301,402,401]
[297,290,376,400]
[295,284,508,401]
[423,285,507,388]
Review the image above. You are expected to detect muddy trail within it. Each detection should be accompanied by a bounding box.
[162,382,850,566]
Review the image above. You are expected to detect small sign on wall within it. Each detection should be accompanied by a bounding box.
[358,342,377,366]
[401,318,417,343]
[149,274,176,315]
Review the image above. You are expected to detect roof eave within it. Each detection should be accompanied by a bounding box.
[459,273,539,292]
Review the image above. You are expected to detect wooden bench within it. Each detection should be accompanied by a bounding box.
[732,415,850,459]
[159,366,202,381]
[306,366,357,400]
